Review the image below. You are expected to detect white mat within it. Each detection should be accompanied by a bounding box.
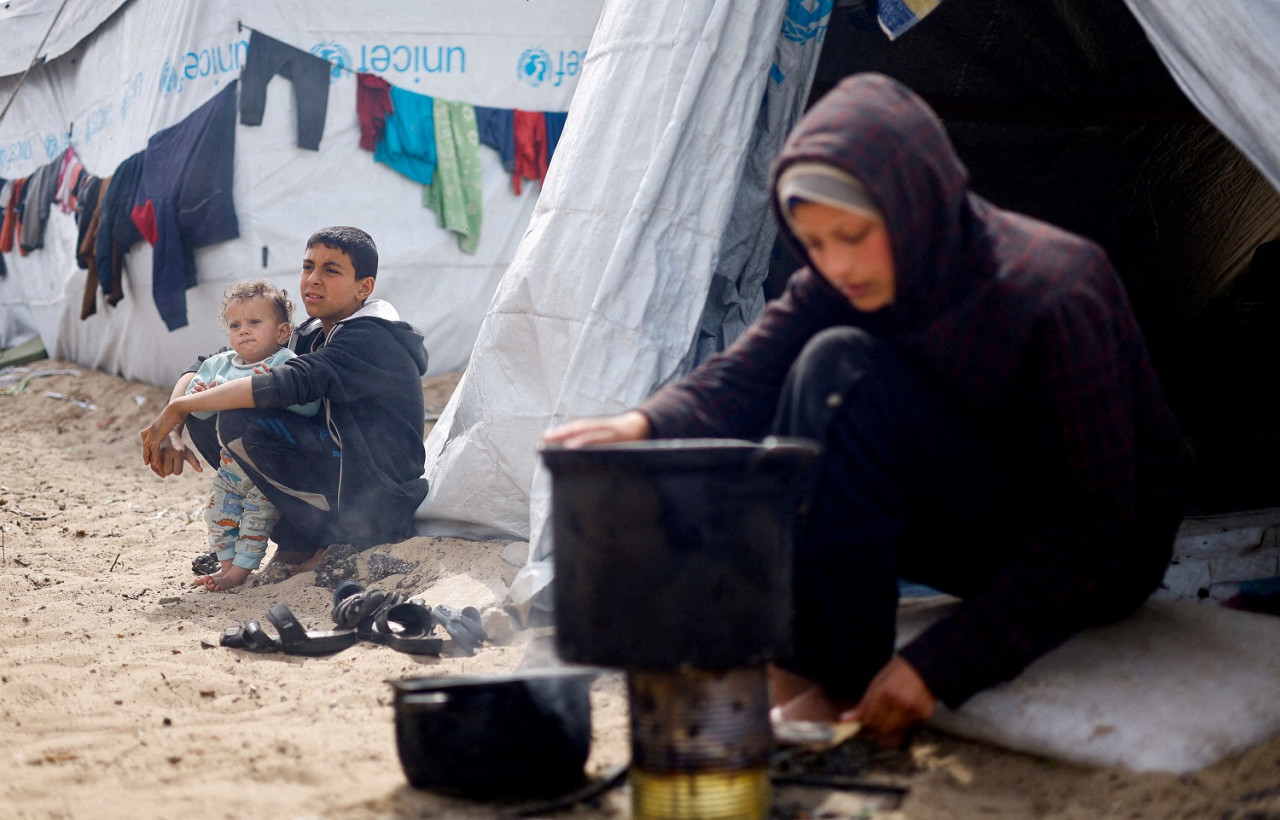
[898,597,1280,773]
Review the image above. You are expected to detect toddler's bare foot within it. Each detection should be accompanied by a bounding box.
[193,566,250,592]
[211,565,250,591]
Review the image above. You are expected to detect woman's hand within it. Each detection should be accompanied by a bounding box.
[542,410,652,448]
[840,656,935,749]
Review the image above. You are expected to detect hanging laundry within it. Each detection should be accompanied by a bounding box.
[94,152,145,307]
[375,85,438,185]
[74,175,102,270]
[0,176,9,272]
[239,30,331,151]
[0,176,26,253]
[18,158,60,254]
[55,147,84,214]
[0,177,11,258]
[424,99,483,254]
[79,176,109,319]
[132,81,240,331]
[512,109,548,195]
[545,111,568,163]
[474,105,515,173]
[357,72,394,152]
[13,174,32,254]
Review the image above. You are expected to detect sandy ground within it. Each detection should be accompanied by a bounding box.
[3,360,1280,820]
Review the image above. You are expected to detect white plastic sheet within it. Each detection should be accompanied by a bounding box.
[0,0,601,385]
[1123,0,1280,197]
[0,0,129,78]
[901,596,1280,773]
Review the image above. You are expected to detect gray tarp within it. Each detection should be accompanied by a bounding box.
[1123,0,1280,200]
[0,0,129,78]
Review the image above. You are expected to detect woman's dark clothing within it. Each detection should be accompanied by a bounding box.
[637,74,1187,708]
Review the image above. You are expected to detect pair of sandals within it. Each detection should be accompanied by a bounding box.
[331,580,488,657]
[218,581,488,658]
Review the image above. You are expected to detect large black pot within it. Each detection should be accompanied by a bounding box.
[541,437,821,670]
[391,669,597,797]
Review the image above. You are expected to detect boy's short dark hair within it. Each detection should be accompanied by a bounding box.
[221,279,294,326]
[306,226,379,280]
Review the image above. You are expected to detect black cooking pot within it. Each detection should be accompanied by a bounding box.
[390,669,597,797]
[541,437,821,670]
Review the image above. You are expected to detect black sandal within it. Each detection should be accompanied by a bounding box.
[362,600,442,655]
[331,580,390,629]
[266,603,359,657]
[218,605,357,656]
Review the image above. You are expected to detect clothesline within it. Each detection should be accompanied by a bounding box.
[236,21,357,77]
[2,24,571,326]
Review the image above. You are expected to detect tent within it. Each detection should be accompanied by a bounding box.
[419,0,1280,613]
[7,0,1280,592]
[0,0,602,386]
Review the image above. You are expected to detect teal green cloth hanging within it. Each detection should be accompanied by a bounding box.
[423,98,483,254]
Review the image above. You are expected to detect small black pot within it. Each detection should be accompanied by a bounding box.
[390,668,597,798]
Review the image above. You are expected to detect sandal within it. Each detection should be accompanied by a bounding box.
[331,580,390,629]
[362,599,443,655]
[218,605,358,656]
[266,603,359,657]
[432,603,488,656]
[219,619,282,652]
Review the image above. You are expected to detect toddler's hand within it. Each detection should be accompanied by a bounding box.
[190,379,208,393]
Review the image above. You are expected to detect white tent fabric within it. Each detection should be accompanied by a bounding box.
[0,0,130,77]
[1122,0,1280,197]
[0,0,601,384]
[418,0,835,612]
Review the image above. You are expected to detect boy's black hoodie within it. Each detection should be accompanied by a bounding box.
[252,298,429,547]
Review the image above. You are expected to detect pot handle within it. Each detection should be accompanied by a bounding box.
[401,692,451,710]
[748,436,822,472]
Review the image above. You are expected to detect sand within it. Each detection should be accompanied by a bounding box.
[2,360,1279,820]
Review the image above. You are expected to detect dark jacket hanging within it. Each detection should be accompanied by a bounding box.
[131,81,240,331]
[94,152,145,305]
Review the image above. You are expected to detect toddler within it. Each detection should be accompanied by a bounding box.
[187,280,319,590]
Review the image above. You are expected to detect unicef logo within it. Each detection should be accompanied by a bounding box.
[158,59,183,96]
[781,0,835,43]
[517,48,551,88]
[310,42,351,82]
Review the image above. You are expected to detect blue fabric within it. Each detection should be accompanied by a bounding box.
[877,0,941,40]
[544,111,568,162]
[375,85,437,185]
[94,151,145,306]
[134,81,240,331]
[474,105,515,172]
